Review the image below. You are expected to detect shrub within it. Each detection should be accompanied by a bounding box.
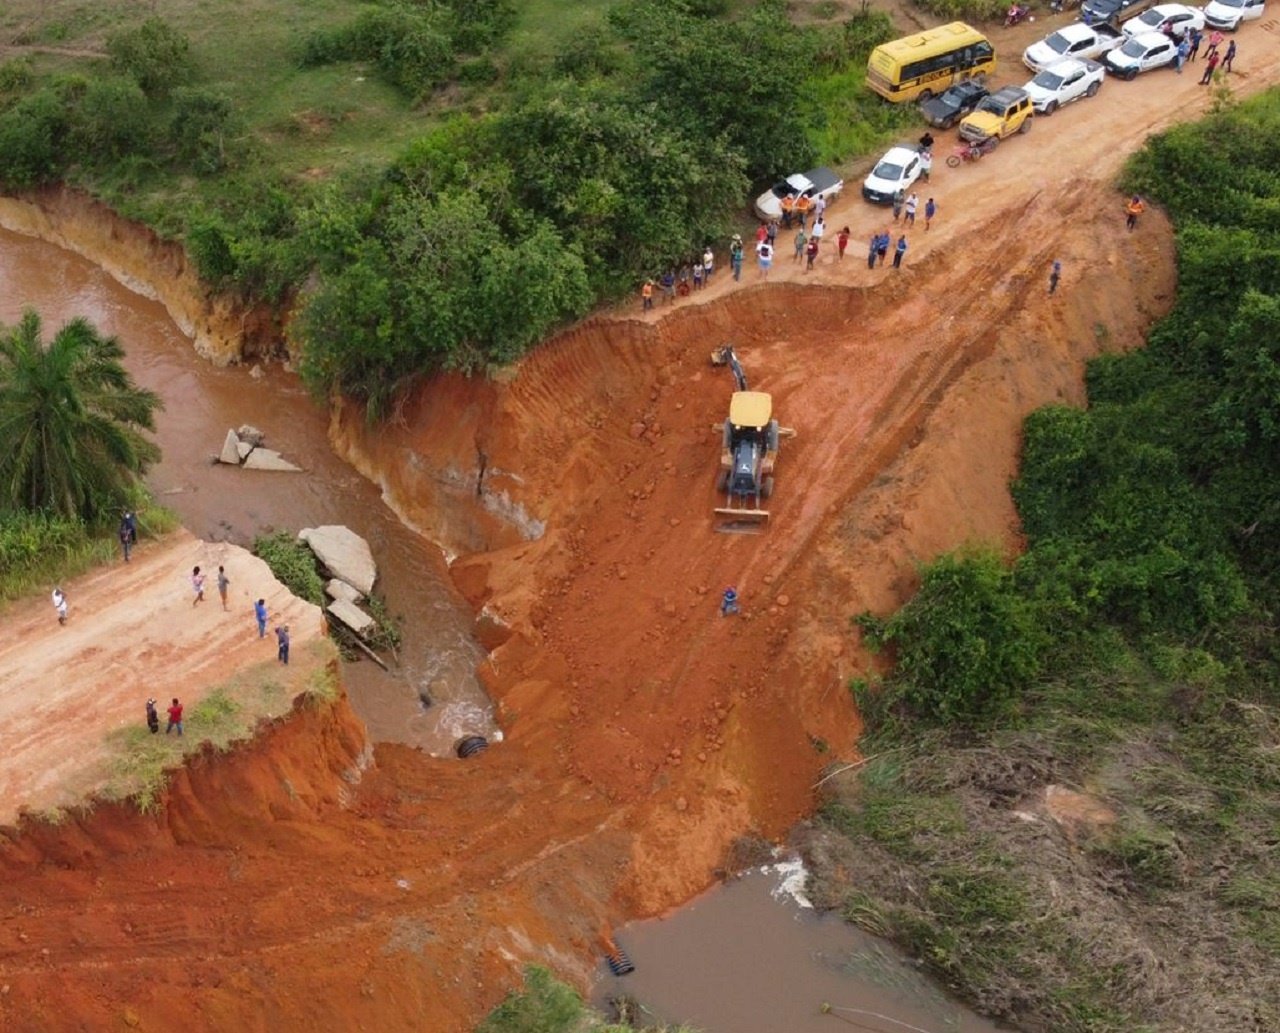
[860,549,1043,726]
[0,88,69,188]
[168,86,237,173]
[252,531,324,605]
[106,17,192,98]
[71,75,151,161]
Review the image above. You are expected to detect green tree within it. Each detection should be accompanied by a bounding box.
[72,75,151,161]
[169,86,237,172]
[0,311,162,521]
[862,549,1043,725]
[106,17,192,98]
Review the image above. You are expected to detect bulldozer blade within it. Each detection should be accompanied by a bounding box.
[714,507,770,533]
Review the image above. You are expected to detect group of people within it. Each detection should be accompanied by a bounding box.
[643,246,719,309]
[1169,26,1239,81]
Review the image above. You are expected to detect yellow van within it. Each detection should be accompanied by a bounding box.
[866,23,996,104]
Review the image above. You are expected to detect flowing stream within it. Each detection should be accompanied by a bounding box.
[0,225,495,756]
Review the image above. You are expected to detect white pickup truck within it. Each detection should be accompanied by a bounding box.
[1022,22,1126,73]
[1023,58,1106,114]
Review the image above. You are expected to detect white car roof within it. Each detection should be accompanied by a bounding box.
[880,146,919,164]
[1131,30,1174,46]
[785,172,815,192]
[1054,22,1098,39]
[1037,57,1088,74]
[1143,3,1197,17]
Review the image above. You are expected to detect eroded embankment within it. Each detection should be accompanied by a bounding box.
[0,176,1176,1031]
[0,187,275,365]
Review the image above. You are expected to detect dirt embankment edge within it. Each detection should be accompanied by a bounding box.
[0,187,277,365]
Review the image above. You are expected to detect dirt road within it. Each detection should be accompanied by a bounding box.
[0,11,1278,1033]
[0,533,324,822]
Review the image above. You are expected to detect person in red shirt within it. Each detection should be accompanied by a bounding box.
[166,698,184,737]
[837,226,850,261]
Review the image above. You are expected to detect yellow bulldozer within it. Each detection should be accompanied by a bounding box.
[710,346,791,530]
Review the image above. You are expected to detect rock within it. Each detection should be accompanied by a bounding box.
[236,441,254,460]
[237,424,266,446]
[299,525,377,594]
[218,429,241,465]
[325,578,363,604]
[243,449,302,472]
[629,422,646,439]
[248,364,265,380]
[328,598,376,637]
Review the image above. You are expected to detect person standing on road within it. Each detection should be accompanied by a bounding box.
[52,587,68,626]
[166,698,184,736]
[730,236,744,281]
[837,226,850,261]
[692,256,705,291]
[641,279,654,311]
[811,217,826,247]
[1199,50,1220,84]
[1187,27,1202,61]
[757,240,773,279]
[217,565,230,612]
[703,246,715,282]
[146,698,160,734]
[867,233,878,269]
[119,511,137,563]
[918,131,934,153]
[793,226,808,263]
[276,624,291,665]
[805,235,820,271]
[814,193,827,224]
[1049,259,1062,295]
[904,193,919,227]
[1223,40,1236,73]
[893,235,908,269]
[1125,195,1145,230]
[191,565,206,606]
[920,149,933,183]
[1204,29,1224,61]
[925,197,937,231]
[892,189,905,223]
[254,598,269,638]
[877,231,890,267]
[1174,37,1189,73]
[720,587,740,617]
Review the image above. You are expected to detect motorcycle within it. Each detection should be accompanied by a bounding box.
[946,137,999,167]
[1005,3,1030,27]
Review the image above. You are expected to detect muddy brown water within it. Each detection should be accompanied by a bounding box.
[597,864,1006,1033]
[0,226,495,756]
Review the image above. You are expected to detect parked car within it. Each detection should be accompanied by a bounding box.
[1081,0,1158,26]
[1023,22,1125,72]
[1023,58,1106,114]
[1121,3,1206,37]
[958,86,1034,143]
[1104,30,1177,78]
[1203,0,1266,29]
[861,146,923,204]
[919,80,990,130]
[753,168,844,222]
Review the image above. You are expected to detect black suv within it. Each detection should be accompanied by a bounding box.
[1080,0,1156,26]
[919,80,990,130]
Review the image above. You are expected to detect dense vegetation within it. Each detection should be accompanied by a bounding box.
[0,0,913,416]
[0,309,168,599]
[819,89,1280,1032]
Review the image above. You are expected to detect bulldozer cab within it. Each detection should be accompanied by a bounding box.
[728,391,772,431]
[716,391,779,530]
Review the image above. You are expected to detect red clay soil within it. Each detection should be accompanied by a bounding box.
[1,17,1278,1033]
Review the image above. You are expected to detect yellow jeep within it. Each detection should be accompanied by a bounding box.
[958,86,1033,143]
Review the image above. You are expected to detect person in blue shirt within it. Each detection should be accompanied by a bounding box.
[255,598,268,638]
[276,624,291,664]
[721,587,740,617]
[893,235,908,269]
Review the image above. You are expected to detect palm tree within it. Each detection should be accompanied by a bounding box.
[0,309,162,521]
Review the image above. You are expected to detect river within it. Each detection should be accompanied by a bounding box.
[0,225,496,756]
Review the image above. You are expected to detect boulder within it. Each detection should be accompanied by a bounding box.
[299,525,376,594]
[243,448,302,472]
[248,364,265,380]
[325,578,363,604]
[237,424,266,446]
[218,429,241,465]
[327,598,376,637]
[236,440,254,460]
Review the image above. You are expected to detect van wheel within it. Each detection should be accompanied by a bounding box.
[918,89,933,102]
[1086,81,1100,97]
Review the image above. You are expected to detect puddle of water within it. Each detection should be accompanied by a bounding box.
[596,863,1007,1033]
[0,226,495,756]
